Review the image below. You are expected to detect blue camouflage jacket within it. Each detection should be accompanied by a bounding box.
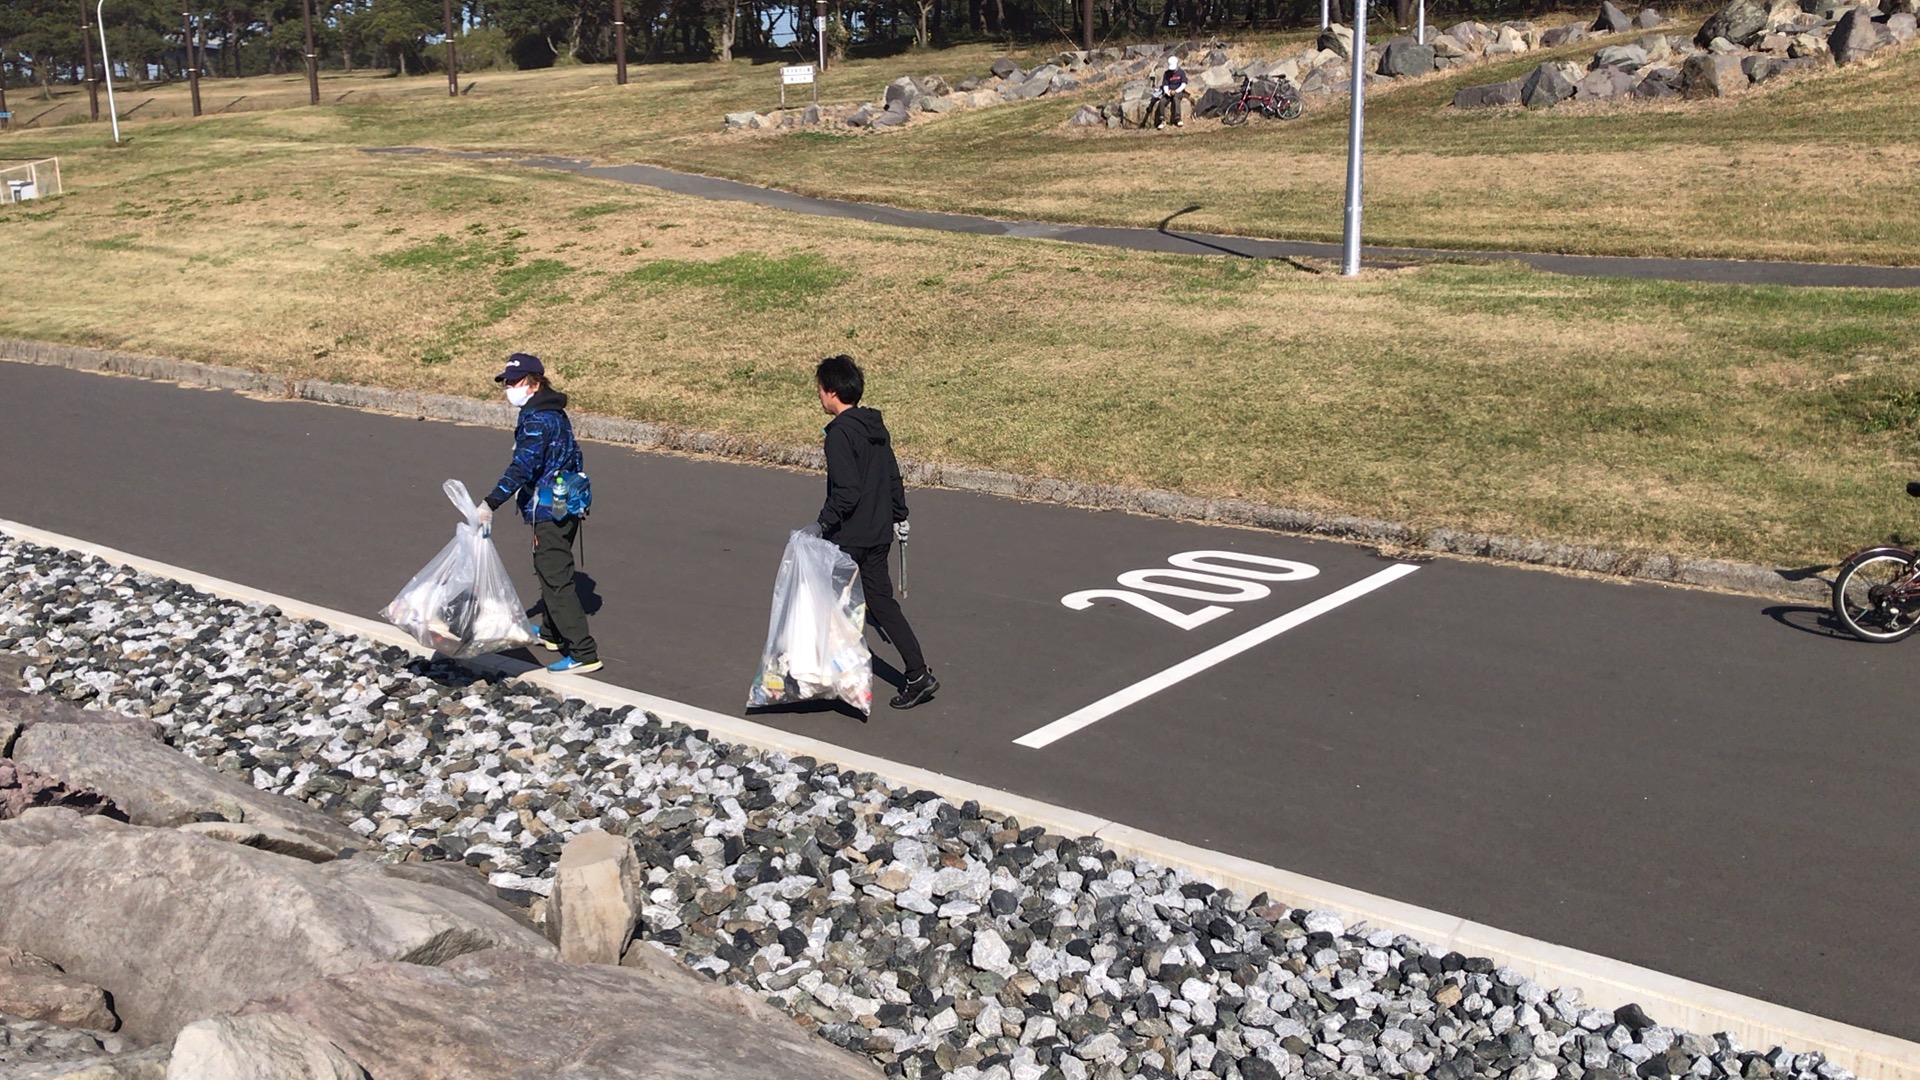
[484,387,583,524]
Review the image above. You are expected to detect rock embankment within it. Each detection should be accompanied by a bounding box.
[0,534,1867,1080]
[1452,0,1914,106]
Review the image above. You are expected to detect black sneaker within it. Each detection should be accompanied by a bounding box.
[889,669,940,710]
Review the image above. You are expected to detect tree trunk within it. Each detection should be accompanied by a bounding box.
[914,0,930,45]
[715,2,734,61]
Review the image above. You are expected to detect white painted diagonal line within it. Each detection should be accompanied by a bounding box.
[1014,563,1422,749]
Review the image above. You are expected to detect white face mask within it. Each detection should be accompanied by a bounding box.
[506,385,534,407]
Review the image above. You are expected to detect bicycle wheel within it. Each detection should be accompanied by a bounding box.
[1276,94,1302,121]
[1222,100,1251,127]
[1832,550,1920,642]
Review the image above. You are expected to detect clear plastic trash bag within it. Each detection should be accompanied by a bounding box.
[381,479,538,658]
[747,530,873,715]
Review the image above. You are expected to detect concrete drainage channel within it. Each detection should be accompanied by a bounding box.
[2,514,1913,1080]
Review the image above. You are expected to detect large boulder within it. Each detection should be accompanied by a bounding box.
[0,759,122,822]
[1300,64,1355,93]
[1764,0,1807,25]
[1196,63,1237,89]
[1542,23,1590,45]
[1593,1,1634,31]
[1593,42,1651,67]
[1788,30,1830,55]
[1636,6,1667,25]
[1741,53,1787,79]
[0,948,118,1031]
[1632,64,1684,95]
[1521,60,1579,105]
[0,815,556,1043]
[882,76,929,110]
[1577,66,1635,96]
[167,1015,368,1080]
[1888,11,1918,40]
[1452,78,1526,106]
[1487,23,1532,53]
[551,831,644,966]
[1005,70,1053,99]
[1682,50,1749,93]
[988,56,1021,79]
[4,698,360,855]
[241,947,886,1080]
[1193,86,1237,118]
[1829,5,1888,61]
[13,1045,172,1079]
[1379,36,1438,75]
[1694,0,1769,46]
[1318,23,1356,58]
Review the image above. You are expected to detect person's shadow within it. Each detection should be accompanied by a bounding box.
[574,572,603,616]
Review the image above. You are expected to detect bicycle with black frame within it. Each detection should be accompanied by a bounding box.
[1220,73,1303,125]
[1831,482,1920,642]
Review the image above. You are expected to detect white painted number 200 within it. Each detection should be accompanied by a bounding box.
[1062,550,1319,630]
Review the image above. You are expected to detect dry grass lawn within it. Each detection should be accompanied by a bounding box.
[9,20,1920,262]
[3,105,1919,569]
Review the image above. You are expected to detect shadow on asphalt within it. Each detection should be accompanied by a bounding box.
[1763,604,1856,641]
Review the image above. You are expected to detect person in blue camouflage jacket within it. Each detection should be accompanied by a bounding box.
[474,352,600,674]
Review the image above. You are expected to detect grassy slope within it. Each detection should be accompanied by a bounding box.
[2,52,1918,568]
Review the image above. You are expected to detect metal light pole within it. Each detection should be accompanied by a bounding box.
[1416,0,1425,43]
[1339,0,1365,275]
[1320,0,1329,31]
[96,0,121,142]
[81,2,101,121]
[815,0,827,71]
[301,0,319,104]
[183,7,202,114]
[612,0,628,84]
[443,0,458,96]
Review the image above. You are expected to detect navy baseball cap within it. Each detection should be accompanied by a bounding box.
[494,352,544,383]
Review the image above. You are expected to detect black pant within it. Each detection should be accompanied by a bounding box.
[532,517,597,664]
[840,542,925,681]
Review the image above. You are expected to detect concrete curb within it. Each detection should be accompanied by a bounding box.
[0,337,1829,605]
[1,515,1912,1080]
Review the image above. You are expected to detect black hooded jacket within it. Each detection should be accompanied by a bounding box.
[817,406,908,549]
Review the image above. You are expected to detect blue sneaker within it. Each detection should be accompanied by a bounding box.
[547,656,602,675]
[527,623,561,650]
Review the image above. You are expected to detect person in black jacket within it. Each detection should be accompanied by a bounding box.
[815,354,938,710]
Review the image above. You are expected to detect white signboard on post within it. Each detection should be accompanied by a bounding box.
[780,64,817,106]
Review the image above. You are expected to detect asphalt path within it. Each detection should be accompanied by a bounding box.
[8,359,1920,1041]
[366,148,1920,289]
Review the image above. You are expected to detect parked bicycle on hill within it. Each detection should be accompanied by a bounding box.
[1831,482,1920,641]
[1220,73,1303,125]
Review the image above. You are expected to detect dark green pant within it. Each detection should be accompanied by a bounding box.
[532,517,597,664]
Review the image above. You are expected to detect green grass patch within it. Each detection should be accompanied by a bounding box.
[625,252,850,310]
[569,202,631,219]
[376,234,520,272]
